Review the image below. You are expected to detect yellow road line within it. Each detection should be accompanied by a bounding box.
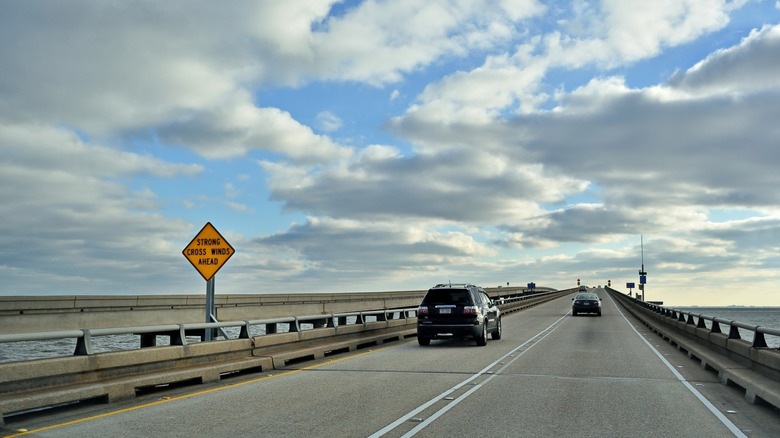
[5,346,391,437]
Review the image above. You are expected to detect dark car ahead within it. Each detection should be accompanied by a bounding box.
[417,283,501,346]
[572,292,602,316]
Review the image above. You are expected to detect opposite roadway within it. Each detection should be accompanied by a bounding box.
[3,289,779,437]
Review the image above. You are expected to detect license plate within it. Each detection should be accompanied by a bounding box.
[439,308,451,314]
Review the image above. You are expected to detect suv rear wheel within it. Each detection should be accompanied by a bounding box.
[491,318,502,340]
[418,336,430,346]
[476,323,488,346]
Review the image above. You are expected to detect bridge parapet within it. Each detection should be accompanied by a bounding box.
[0,287,554,334]
[0,307,419,425]
[607,287,780,409]
[0,291,427,334]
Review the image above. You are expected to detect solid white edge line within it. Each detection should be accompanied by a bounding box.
[607,293,748,438]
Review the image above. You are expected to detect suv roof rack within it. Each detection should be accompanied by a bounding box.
[432,283,476,288]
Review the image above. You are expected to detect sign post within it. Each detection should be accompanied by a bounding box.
[182,222,235,341]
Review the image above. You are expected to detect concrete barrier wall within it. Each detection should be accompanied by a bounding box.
[0,287,548,334]
[0,313,418,425]
[0,291,428,334]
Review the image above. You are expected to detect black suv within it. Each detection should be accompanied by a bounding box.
[417,283,501,346]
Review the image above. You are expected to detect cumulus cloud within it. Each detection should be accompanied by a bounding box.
[392,0,742,125]
[309,0,546,84]
[378,21,780,300]
[315,111,344,132]
[158,94,352,163]
[668,24,780,95]
[1,1,778,305]
[0,2,245,135]
[0,122,201,293]
[261,145,587,223]
[1,123,202,179]
[250,216,498,290]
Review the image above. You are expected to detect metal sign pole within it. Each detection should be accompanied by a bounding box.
[205,277,215,341]
[639,236,648,302]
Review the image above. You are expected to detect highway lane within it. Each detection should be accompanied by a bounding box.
[3,290,778,437]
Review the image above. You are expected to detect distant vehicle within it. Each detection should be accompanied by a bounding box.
[572,293,602,316]
[578,285,587,292]
[417,283,501,346]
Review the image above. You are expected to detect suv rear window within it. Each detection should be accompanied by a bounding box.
[575,293,599,300]
[421,289,472,305]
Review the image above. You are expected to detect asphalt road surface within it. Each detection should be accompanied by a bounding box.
[3,290,779,437]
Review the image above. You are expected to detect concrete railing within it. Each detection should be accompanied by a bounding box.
[0,308,419,425]
[0,287,554,334]
[0,309,416,357]
[607,287,780,409]
[0,291,430,334]
[0,289,567,361]
[497,289,575,315]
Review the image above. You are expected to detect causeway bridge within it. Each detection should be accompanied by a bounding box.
[1,287,779,437]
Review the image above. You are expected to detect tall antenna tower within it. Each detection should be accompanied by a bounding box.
[638,236,647,301]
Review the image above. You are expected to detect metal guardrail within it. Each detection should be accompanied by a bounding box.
[607,287,780,410]
[0,288,568,362]
[0,308,418,360]
[0,288,567,363]
[497,289,572,304]
[621,295,780,348]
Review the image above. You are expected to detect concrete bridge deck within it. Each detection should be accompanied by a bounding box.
[1,289,778,437]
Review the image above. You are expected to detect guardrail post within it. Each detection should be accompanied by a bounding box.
[291,317,300,332]
[239,321,251,339]
[753,330,768,348]
[171,324,186,345]
[711,320,722,334]
[728,324,741,340]
[74,329,93,356]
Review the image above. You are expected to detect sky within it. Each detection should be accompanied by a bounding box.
[1,1,780,306]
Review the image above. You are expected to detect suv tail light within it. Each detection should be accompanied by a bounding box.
[463,306,478,315]
[418,306,429,315]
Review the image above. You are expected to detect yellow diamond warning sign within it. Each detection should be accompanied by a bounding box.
[182,222,235,281]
